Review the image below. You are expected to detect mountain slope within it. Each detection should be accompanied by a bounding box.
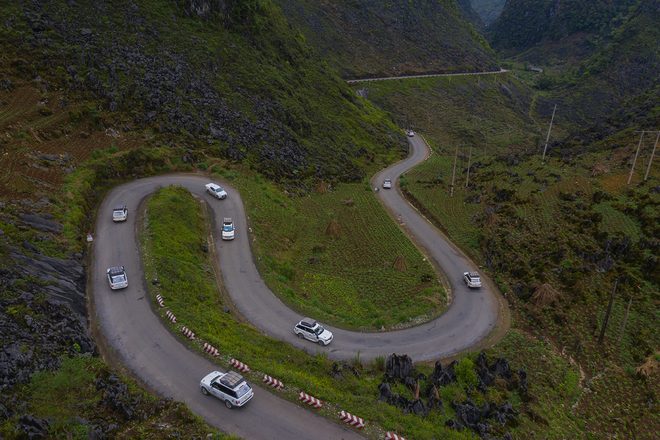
[488,0,642,64]
[470,0,506,25]
[0,0,404,198]
[271,0,499,79]
[555,0,660,126]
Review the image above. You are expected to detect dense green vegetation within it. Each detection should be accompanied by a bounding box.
[489,0,641,54]
[273,0,498,79]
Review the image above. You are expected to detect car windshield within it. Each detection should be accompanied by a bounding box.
[215,187,224,193]
[113,211,124,216]
[235,383,251,398]
[223,225,233,232]
[314,325,325,336]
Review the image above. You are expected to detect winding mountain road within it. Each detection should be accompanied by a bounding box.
[90,137,504,439]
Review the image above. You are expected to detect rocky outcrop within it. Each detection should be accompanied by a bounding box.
[378,352,523,440]
[6,246,87,318]
[0,292,97,393]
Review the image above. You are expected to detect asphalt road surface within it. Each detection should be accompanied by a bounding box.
[91,137,500,439]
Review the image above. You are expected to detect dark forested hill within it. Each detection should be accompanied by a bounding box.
[488,0,642,63]
[556,0,660,126]
[271,0,498,79]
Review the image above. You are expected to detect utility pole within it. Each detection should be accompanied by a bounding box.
[617,296,633,344]
[644,131,660,181]
[542,104,557,161]
[598,279,617,345]
[465,146,472,196]
[450,146,458,197]
[628,132,645,184]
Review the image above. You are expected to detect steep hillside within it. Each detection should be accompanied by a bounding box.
[488,0,641,65]
[271,0,498,79]
[0,0,405,202]
[470,0,506,25]
[455,0,485,33]
[554,0,660,126]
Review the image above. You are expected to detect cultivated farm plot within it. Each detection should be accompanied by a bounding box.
[240,178,446,329]
[0,85,143,199]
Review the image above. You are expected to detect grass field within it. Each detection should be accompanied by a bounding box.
[236,175,447,329]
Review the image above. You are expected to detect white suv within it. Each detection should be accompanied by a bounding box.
[222,218,235,240]
[107,266,128,290]
[294,318,333,346]
[200,371,254,409]
[205,183,227,200]
[112,205,127,222]
[463,271,482,288]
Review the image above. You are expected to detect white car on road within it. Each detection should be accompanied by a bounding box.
[294,318,333,346]
[200,371,254,409]
[112,205,128,222]
[463,271,482,288]
[407,130,415,137]
[205,183,227,200]
[222,218,235,240]
[107,266,128,290]
[382,179,392,189]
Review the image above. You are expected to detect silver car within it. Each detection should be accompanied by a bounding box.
[294,318,333,346]
[107,266,128,290]
[200,371,254,409]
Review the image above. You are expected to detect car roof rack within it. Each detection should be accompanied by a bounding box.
[220,371,245,388]
[468,271,480,277]
[301,317,317,327]
[223,218,232,223]
[108,266,124,276]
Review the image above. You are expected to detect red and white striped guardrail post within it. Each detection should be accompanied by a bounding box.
[339,410,365,429]
[181,327,195,339]
[230,358,250,373]
[165,311,176,323]
[203,343,219,357]
[385,432,407,440]
[156,294,164,307]
[298,392,323,408]
[263,374,284,390]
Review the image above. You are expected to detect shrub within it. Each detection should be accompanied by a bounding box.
[455,358,478,387]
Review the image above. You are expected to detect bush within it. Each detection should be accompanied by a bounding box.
[455,358,478,387]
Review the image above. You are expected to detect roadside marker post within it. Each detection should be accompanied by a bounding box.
[298,392,322,408]
[339,410,365,429]
[263,374,284,390]
[181,327,195,340]
[230,358,250,373]
[203,343,219,357]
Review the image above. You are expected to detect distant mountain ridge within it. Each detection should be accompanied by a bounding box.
[488,0,642,61]
[272,0,499,79]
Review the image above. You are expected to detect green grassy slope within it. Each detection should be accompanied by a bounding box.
[271,0,498,79]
